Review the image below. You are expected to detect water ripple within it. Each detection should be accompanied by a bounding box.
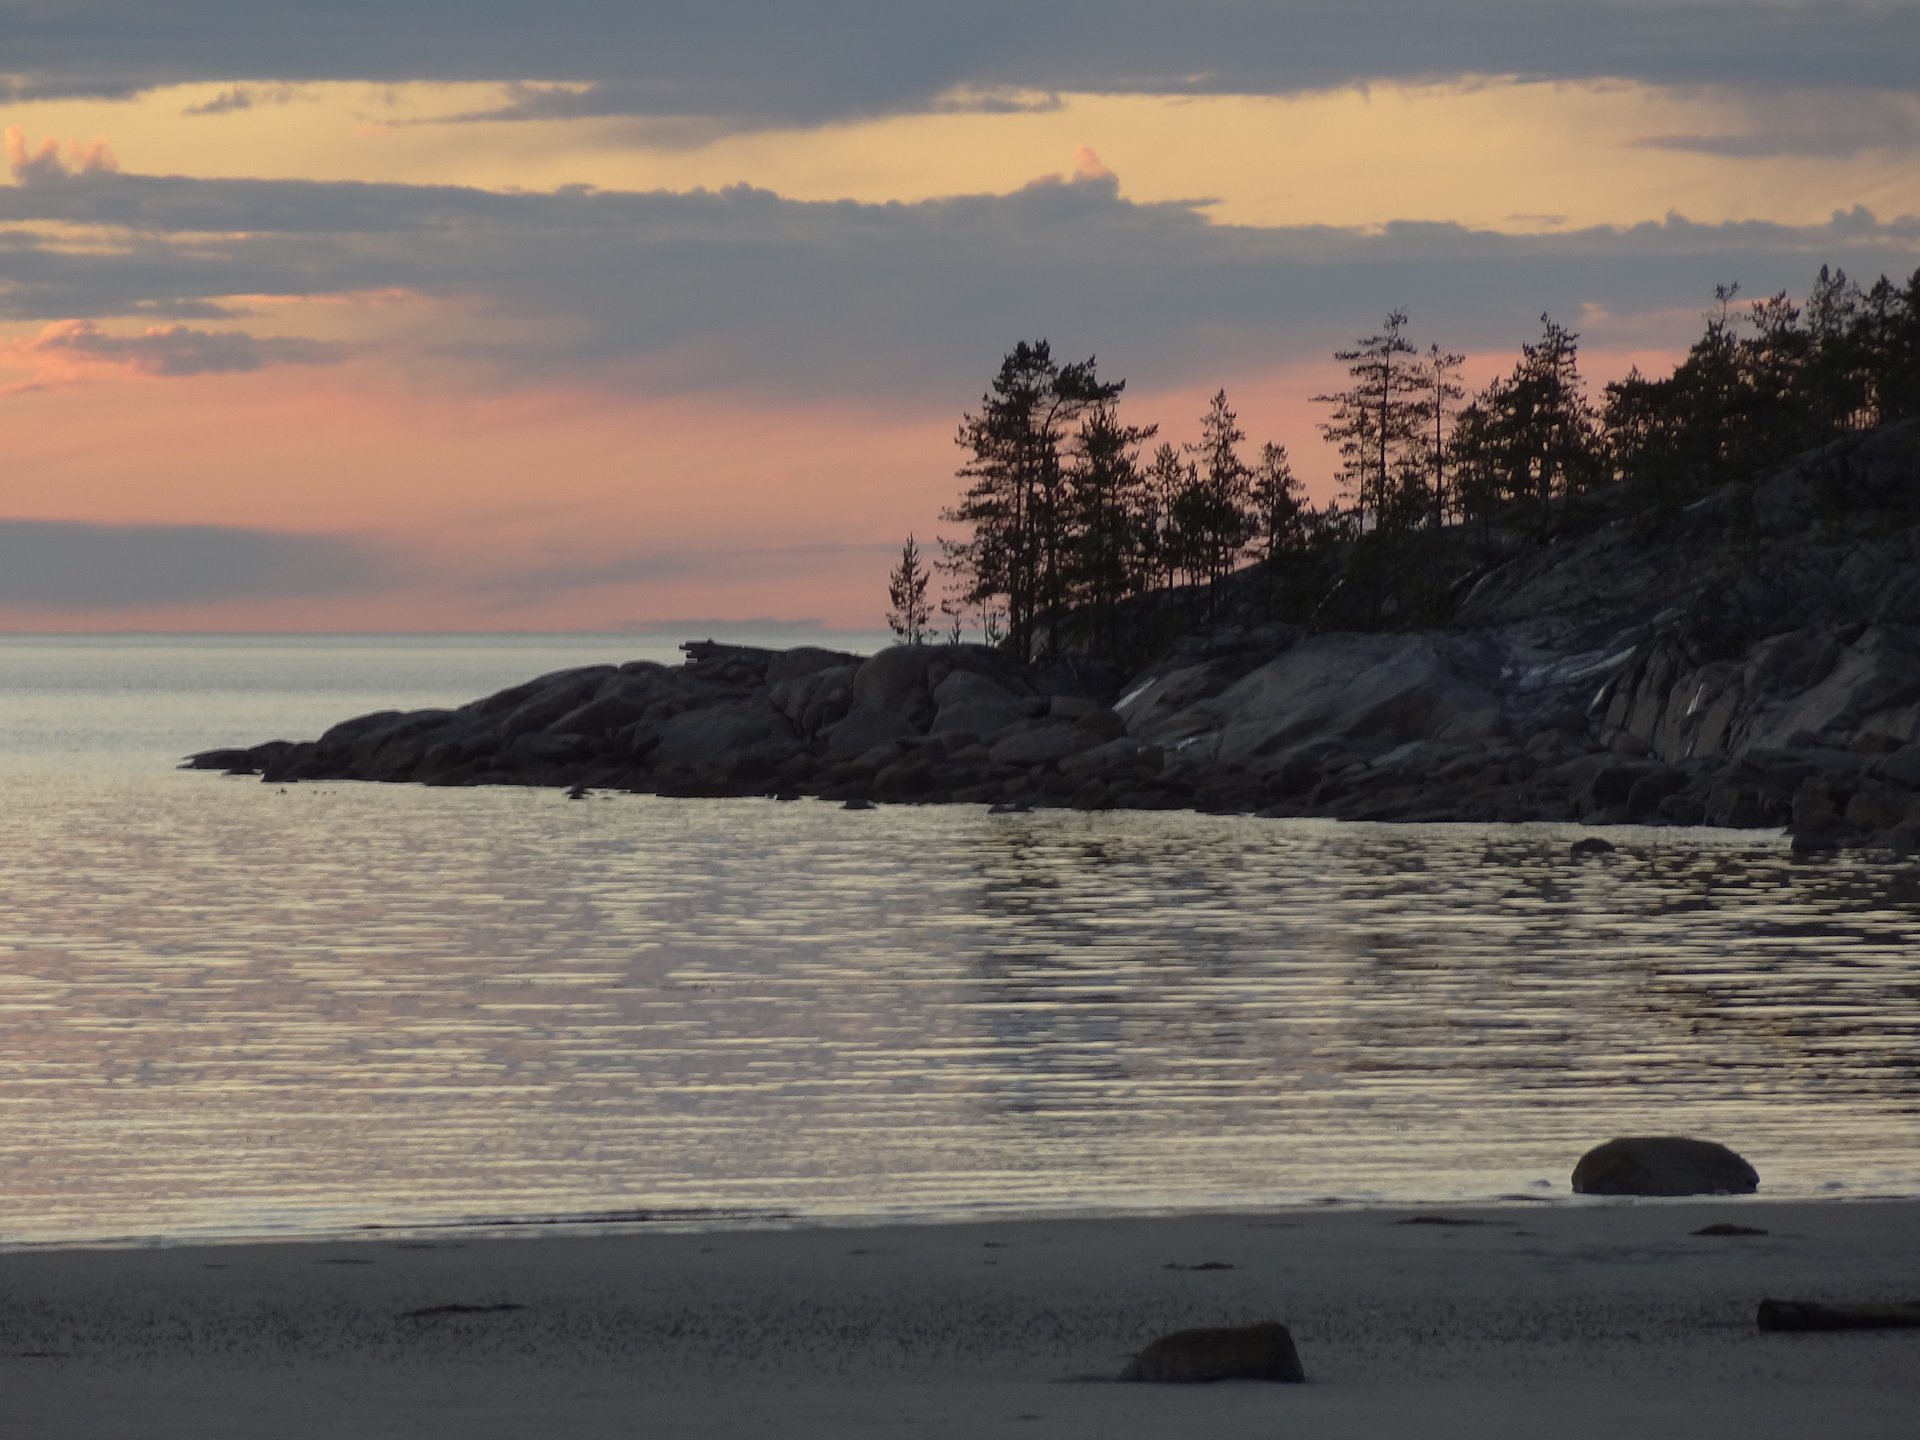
[0,769,1916,1244]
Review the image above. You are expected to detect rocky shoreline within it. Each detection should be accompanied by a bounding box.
[189,426,1920,856]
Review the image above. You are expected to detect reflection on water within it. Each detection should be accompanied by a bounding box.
[2,766,1917,1245]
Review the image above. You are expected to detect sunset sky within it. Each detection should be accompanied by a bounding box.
[4,1,1919,632]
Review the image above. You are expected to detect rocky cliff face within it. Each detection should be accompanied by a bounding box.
[192,424,1920,852]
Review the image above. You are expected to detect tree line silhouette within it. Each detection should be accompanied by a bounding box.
[889,266,1920,663]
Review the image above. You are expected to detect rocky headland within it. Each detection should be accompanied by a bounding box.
[190,424,1920,855]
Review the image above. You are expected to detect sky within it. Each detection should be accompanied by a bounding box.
[3,1,1919,632]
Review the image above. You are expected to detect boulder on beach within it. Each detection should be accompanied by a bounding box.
[1571,1136,1759,1196]
[1119,1321,1305,1384]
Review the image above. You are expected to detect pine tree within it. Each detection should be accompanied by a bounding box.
[940,341,1121,663]
[1182,389,1257,594]
[1248,441,1304,564]
[1485,314,1603,522]
[1602,365,1686,505]
[1447,393,1505,550]
[1883,267,1920,423]
[1418,342,1466,527]
[1064,401,1157,657]
[1313,310,1424,531]
[1144,441,1196,590]
[885,533,932,645]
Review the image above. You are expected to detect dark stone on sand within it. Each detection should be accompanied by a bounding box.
[1119,1321,1305,1384]
[1571,1136,1759,1197]
[1569,836,1616,857]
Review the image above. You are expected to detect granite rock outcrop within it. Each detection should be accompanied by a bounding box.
[189,424,1920,853]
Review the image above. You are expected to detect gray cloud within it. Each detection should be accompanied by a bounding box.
[3,2,1917,123]
[0,522,390,610]
[21,320,342,377]
[0,171,1915,404]
[1633,91,1920,159]
[127,298,256,321]
[181,83,303,117]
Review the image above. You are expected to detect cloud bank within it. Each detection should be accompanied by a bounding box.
[4,2,1917,124]
[2,166,1915,403]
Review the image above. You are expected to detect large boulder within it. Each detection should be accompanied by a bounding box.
[1571,1136,1759,1197]
[931,697,1029,740]
[932,669,1022,709]
[766,646,860,686]
[1127,632,1509,770]
[988,722,1083,768]
[770,662,856,729]
[546,689,653,739]
[852,646,947,717]
[313,708,468,774]
[650,702,796,770]
[1060,736,1161,781]
[1120,1322,1304,1384]
[825,707,919,759]
[494,668,623,738]
[852,645,1028,723]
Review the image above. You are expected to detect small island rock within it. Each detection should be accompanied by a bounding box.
[1571,1136,1759,1197]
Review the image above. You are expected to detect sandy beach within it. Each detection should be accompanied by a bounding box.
[2,1199,1915,1438]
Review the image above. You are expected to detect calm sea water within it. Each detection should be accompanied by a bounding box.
[1,634,1918,1246]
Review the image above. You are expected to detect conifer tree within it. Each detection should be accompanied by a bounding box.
[1313,310,1424,530]
[1064,401,1157,656]
[1447,393,1505,549]
[1418,342,1466,527]
[1601,365,1686,504]
[1144,441,1196,590]
[1249,441,1304,564]
[1884,268,1920,423]
[941,341,1121,663]
[1182,390,1257,594]
[1464,314,1602,523]
[885,533,932,645]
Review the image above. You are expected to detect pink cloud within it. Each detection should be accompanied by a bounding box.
[5,127,119,185]
[1072,144,1114,183]
[1021,144,1120,193]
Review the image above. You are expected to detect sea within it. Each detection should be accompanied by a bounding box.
[2,632,1917,1247]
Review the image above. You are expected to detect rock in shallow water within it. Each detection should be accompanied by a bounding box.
[1571,1136,1759,1196]
[1119,1321,1305,1384]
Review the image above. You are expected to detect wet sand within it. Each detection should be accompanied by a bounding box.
[2,1200,1916,1438]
